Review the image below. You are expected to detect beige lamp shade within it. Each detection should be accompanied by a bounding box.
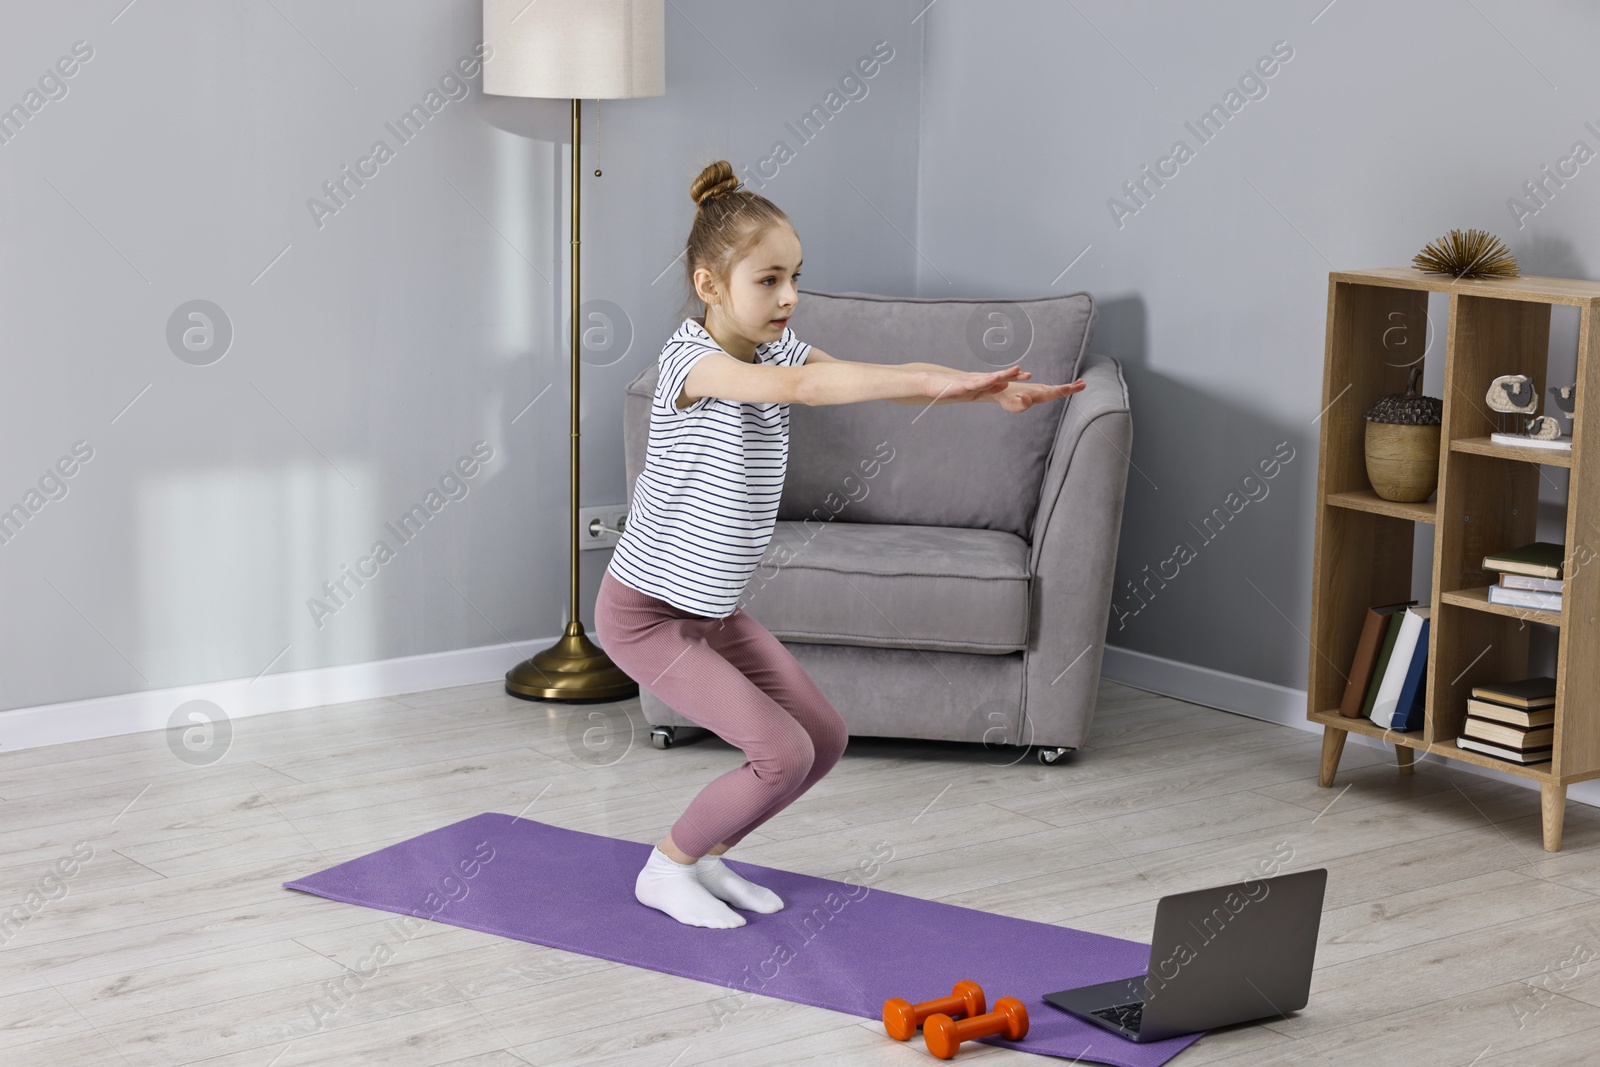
[483,0,665,100]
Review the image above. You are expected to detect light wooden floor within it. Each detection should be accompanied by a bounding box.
[3,678,1600,1066]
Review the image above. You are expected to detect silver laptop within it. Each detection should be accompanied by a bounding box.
[1044,868,1326,1043]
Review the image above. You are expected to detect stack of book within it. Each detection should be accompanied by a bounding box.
[1339,601,1430,731]
[1484,541,1566,613]
[1456,677,1557,765]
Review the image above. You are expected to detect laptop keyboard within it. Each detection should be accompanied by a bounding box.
[1090,1001,1144,1032]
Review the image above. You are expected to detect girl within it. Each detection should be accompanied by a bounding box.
[593,160,1085,929]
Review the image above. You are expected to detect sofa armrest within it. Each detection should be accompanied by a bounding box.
[1023,351,1133,747]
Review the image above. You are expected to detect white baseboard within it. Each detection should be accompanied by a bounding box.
[1101,643,1600,812]
[0,639,538,754]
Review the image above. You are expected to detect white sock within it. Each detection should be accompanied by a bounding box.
[635,847,746,928]
[695,854,784,913]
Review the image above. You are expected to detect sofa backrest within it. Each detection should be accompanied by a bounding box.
[779,289,1095,540]
[621,289,1096,541]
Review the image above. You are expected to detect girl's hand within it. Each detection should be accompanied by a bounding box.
[992,378,1086,413]
[923,365,1030,402]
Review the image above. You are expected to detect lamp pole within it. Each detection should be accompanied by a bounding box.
[505,97,637,703]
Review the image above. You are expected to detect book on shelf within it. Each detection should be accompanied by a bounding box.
[1471,676,1557,709]
[1391,608,1430,732]
[1463,717,1555,749]
[1339,601,1416,718]
[1488,431,1572,452]
[1501,573,1565,593]
[1456,736,1553,764]
[1482,541,1566,580]
[1467,698,1555,728]
[1358,604,1414,722]
[1486,585,1563,612]
[1367,607,1429,732]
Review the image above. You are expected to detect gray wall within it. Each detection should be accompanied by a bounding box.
[7,0,1596,719]
[915,0,1594,690]
[0,1,921,713]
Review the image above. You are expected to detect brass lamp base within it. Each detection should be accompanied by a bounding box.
[505,621,638,702]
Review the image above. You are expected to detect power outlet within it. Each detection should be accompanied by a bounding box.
[578,504,628,550]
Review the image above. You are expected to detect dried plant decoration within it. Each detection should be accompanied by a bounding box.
[1411,228,1520,279]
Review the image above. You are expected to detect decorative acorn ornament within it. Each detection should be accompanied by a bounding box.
[1365,365,1443,502]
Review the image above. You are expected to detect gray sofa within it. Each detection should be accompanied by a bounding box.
[619,289,1131,763]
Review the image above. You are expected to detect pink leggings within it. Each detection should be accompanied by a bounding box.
[593,570,849,858]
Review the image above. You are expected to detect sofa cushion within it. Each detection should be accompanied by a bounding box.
[780,288,1096,540]
[739,520,1031,654]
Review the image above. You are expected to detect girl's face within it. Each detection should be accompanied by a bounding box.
[698,224,802,358]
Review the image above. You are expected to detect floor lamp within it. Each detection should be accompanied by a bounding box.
[483,0,664,702]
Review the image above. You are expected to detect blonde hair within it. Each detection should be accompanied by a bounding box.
[678,160,794,322]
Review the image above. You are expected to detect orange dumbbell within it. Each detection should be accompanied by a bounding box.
[924,996,1029,1060]
[882,980,986,1041]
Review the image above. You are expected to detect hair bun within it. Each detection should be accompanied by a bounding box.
[690,160,740,206]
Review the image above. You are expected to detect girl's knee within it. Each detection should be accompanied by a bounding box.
[756,727,815,788]
[818,729,847,774]
[785,729,817,780]
[816,706,849,765]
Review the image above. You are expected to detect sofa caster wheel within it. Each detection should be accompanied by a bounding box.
[1035,746,1074,766]
[650,726,676,750]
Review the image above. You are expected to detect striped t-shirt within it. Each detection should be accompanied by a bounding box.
[607,317,812,618]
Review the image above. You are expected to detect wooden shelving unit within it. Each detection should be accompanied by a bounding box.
[1309,267,1600,851]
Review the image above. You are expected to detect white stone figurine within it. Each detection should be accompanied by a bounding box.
[1524,415,1563,440]
[1486,374,1537,413]
[1548,383,1577,422]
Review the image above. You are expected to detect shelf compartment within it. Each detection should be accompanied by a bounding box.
[1433,451,1540,594]
[1315,281,1432,510]
[1426,601,1532,751]
[1327,490,1436,524]
[1451,436,1573,469]
[1306,506,1421,720]
[1439,585,1563,626]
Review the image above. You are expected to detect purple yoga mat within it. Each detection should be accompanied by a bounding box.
[283,813,1205,1065]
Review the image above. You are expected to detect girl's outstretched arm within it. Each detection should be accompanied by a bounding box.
[886,361,980,406]
[888,367,1086,409]
[799,351,1081,410]
[896,361,968,377]
[676,351,1015,408]
[986,378,1087,412]
[798,361,1025,407]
